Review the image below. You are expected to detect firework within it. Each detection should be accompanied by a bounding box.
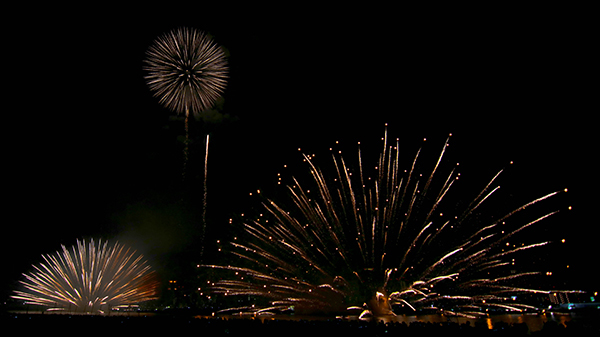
[144,27,228,116]
[144,27,228,180]
[200,133,210,259]
[203,126,581,318]
[12,239,158,314]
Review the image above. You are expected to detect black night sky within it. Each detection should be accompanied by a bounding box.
[3,5,596,304]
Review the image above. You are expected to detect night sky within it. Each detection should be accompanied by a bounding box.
[3,6,595,302]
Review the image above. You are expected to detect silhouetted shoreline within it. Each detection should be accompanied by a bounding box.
[4,312,599,336]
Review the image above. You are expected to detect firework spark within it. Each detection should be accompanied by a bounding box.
[13,239,158,314]
[203,126,581,318]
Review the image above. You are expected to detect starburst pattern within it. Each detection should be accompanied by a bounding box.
[13,239,158,314]
[203,127,582,318]
[144,27,228,116]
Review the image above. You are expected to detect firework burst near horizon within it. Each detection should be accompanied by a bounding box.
[203,127,581,318]
[13,239,159,314]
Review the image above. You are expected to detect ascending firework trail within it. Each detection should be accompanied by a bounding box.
[144,27,227,257]
[144,27,228,180]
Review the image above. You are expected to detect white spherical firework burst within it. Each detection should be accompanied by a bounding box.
[13,239,159,314]
[144,27,229,116]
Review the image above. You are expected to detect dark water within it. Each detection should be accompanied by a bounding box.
[11,310,598,332]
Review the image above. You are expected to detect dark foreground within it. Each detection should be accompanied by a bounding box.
[3,313,599,336]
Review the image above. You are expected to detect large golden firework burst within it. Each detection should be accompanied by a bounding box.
[203,127,582,318]
[13,239,158,314]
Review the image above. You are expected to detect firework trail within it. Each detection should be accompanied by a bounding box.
[12,239,158,314]
[202,126,581,318]
[144,27,228,179]
[200,133,210,259]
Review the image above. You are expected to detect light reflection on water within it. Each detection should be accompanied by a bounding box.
[378,313,570,331]
[389,313,568,330]
[208,312,578,332]
[16,310,584,332]
[362,313,568,331]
